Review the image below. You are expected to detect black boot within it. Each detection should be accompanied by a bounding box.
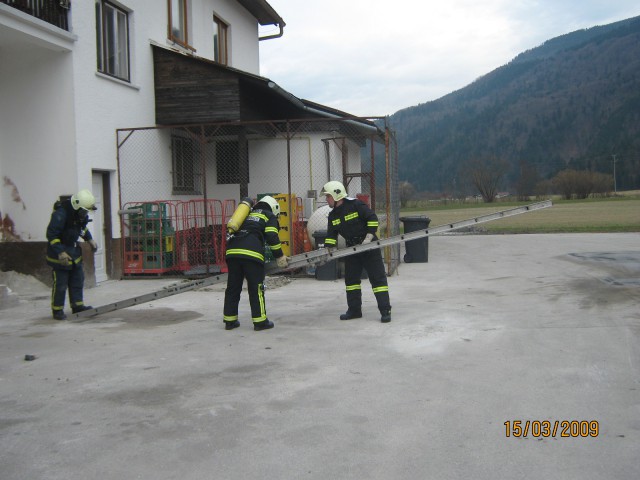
[224,320,240,330]
[52,311,67,320]
[380,309,391,323]
[254,319,274,331]
[340,310,362,320]
[72,305,93,314]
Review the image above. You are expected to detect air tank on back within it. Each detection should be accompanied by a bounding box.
[226,197,254,234]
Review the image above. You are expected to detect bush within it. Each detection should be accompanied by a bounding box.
[551,169,613,199]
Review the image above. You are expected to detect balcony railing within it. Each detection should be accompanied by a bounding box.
[2,0,70,31]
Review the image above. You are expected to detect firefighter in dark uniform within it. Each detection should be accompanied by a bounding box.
[223,196,288,331]
[321,181,391,323]
[46,189,98,320]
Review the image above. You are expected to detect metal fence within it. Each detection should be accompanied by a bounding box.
[1,0,70,30]
[116,118,399,277]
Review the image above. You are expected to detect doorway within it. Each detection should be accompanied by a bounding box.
[91,172,111,283]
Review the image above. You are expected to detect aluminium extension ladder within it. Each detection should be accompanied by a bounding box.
[70,200,552,321]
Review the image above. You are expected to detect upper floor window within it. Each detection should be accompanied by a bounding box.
[96,1,130,81]
[213,15,228,65]
[168,0,194,50]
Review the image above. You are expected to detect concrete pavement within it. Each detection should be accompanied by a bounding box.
[1,233,639,480]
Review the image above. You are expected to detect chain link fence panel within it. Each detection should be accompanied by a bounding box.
[117,118,399,277]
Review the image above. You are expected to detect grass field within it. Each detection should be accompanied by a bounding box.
[399,192,640,233]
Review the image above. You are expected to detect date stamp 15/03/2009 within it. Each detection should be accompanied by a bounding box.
[504,420,599,438]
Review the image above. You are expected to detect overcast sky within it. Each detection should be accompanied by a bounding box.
[258,0,640,117]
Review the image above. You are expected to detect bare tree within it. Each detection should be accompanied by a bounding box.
[515,161,540,201]
[462,156,509,202]
[399,181,416,207]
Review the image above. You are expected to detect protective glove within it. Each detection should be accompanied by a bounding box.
[362,233,374,245]
[58,252,72,266]
[88,239,98,252]
[276,256,289,268]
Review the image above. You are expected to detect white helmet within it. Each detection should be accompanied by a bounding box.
[260,195,280,216]
[321,181,347,201]
[71,189,97,211]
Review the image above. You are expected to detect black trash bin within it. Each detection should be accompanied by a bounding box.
[400,216,431,263]
[312,230,338,280]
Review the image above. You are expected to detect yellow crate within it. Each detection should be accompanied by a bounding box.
[274,194,298,218]
[277,221,291,244]
[279,241,291,257]
[165,236,174,252]
[274,194,297,256]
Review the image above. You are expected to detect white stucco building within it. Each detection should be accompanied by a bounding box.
[0,1,394,284]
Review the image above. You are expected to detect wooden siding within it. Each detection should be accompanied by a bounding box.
[153,46,241,125]
[151,46,376,127]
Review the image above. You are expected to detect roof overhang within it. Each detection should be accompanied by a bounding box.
[152,43,382,137]
[237,0,284,26]
[236,0,286,40]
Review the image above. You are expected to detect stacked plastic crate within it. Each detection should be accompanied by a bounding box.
[273,194,305,257]
[123,202,176,275]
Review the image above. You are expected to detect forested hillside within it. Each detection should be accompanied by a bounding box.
[389,16,640,194]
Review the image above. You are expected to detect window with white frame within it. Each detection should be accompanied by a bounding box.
[213,15,229,65]
[95,1,130,81]
[171,134,202,194]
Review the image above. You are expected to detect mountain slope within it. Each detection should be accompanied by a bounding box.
[389,16,640,193]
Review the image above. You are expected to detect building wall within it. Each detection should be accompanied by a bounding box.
[1,47,76,242]
[1,2,383,283]
[70,0,262,243]
[192,0,261,73]
[246,135,360,200]
[1,0,269,282]
[0,6,77,244]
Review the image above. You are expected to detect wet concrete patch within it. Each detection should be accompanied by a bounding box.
[19,332,51,338]
[77,308,203,330]
[567,251,640,271]
[561,251,640,307]
[601,277,640,287]
[566,251,640,286]
[104,383,184,407]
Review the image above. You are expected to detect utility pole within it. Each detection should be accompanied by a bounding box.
[612,154,617,193]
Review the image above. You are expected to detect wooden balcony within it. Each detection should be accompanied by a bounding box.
[1,0,70,31]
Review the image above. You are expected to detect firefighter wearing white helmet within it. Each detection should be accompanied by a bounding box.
[260,195,281,216]
[321,180,392,323]
[223,195,287,331]
[71,189,98,211]
[45,189,98,320]
[320,180,348,202]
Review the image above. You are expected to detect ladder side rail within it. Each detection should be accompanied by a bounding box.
[271,200,552,272]
[71,274,229,320]
[72,201,551,319]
